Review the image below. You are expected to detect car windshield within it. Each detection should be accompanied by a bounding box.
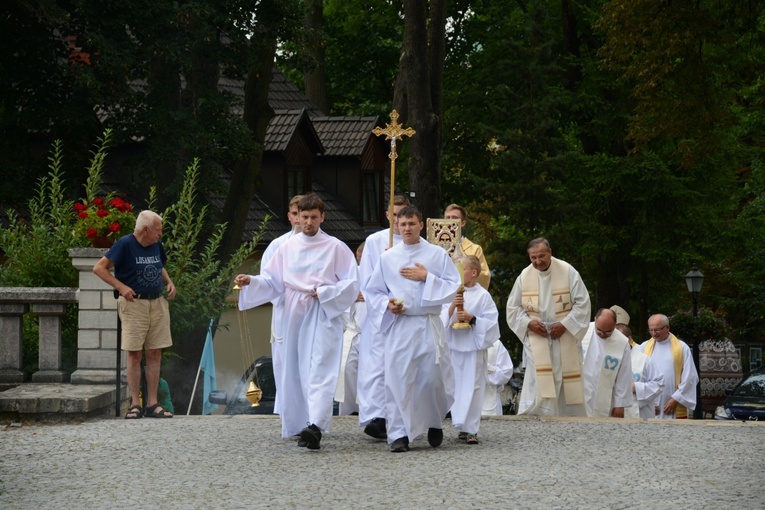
[733,372,765,397]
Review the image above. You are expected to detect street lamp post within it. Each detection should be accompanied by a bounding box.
[684,266,704,419]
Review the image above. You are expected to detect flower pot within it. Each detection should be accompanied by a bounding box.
[91,236,114,248]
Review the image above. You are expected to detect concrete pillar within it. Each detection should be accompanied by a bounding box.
[0,303,29,383]
[69,248,124,384]
[31,303,69,382]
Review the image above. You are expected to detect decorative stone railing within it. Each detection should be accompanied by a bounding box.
[0,249,127,388]
[0,287,77,383]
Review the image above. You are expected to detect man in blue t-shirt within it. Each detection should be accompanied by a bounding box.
[94,210,177,419]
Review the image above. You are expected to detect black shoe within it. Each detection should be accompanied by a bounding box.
[427,428,443,448]
[390,436,409,453]
[300,424,322,450]
[364,417,387,440]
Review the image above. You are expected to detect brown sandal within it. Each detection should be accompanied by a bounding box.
[145,403,173,418]
[466,434,479,445]
[125,404,143,419]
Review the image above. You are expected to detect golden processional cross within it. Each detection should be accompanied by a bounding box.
[373,109,416,248]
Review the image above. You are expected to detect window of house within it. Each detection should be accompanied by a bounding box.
[363,171,380,223]
[287,167,308,200]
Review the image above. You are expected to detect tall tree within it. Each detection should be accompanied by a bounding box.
[301,0,330,113]
[219,0,303,264]
[395,0,448,220]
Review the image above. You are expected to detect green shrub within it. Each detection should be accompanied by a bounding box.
[670,307,733,342]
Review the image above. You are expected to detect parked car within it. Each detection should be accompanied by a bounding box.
[714,366,765,421]
[208,355,340,415]
[209,355,276,415]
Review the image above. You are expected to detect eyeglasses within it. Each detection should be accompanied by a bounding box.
[648,325,667,333]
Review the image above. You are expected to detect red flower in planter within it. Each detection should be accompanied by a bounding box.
[74,195,136,246]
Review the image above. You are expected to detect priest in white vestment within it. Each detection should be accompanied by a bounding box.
[637,314,698,419]
[615,323,665,420]
[260,195,302,415]
[506,238,591,417]
[442,255,500,444]
[365,206,461,453]
[356,195,409,439]
[482,340,514,416]
[581,309,634,418]
[235,194,359,449]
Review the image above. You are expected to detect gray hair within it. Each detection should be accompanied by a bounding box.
[648,314,669,327]
[135,210,162,231]
[528,237,551,251]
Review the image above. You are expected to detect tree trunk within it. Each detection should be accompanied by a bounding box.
[303,0,330,114]
[397,0,447,221]
[219,39,277,264]
[146,53,182,210]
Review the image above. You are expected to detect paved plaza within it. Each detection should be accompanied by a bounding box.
[1,415,762,509]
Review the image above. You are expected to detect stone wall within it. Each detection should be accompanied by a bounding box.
[69,248,123,384]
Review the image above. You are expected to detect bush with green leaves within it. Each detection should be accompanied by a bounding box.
[150,157,267,343]
[0,132,266,379]
[670,307,733,343]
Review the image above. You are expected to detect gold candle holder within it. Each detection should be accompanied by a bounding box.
[452,260,471,330]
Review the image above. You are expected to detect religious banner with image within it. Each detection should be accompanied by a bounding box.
[426,219,461,257]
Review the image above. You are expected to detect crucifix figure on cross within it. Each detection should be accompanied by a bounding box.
[373,109,416,247]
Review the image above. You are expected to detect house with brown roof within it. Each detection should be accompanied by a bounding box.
[218,70,390,249]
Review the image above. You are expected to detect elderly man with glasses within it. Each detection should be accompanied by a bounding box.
[637,314,699,419]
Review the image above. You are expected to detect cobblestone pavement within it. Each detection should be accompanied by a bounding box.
[1,415,762,509]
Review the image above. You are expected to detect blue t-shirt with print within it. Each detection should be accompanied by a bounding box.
[105,234,167,294]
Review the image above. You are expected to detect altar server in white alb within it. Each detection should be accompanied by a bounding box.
[442,255,501,444]
[261,194,302,415]
[356,194,410,440]
[234,194,359,449]
[482,340,514,416]
[638,314,698,419]
[365,206,461,453]
[506,238,591,417]
[336,242,366,415]
[580,308,634,418]
[615,322,665,420]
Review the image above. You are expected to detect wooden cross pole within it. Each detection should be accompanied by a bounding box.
[373,109,416,248]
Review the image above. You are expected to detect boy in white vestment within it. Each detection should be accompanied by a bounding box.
[581,308,634,418]
[337,242,366,415]
[235,194,359,449]
[365,206,461,453]
[356,195,410,440]
[482,340,514,416]
[442,256,500,444]
[615,323,665,420]
[261,194,302,416]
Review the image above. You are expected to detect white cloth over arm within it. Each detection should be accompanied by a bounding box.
[631,350,664,420]
[483,340,514,415]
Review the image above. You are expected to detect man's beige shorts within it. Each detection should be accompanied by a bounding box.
[118,296,173,351]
